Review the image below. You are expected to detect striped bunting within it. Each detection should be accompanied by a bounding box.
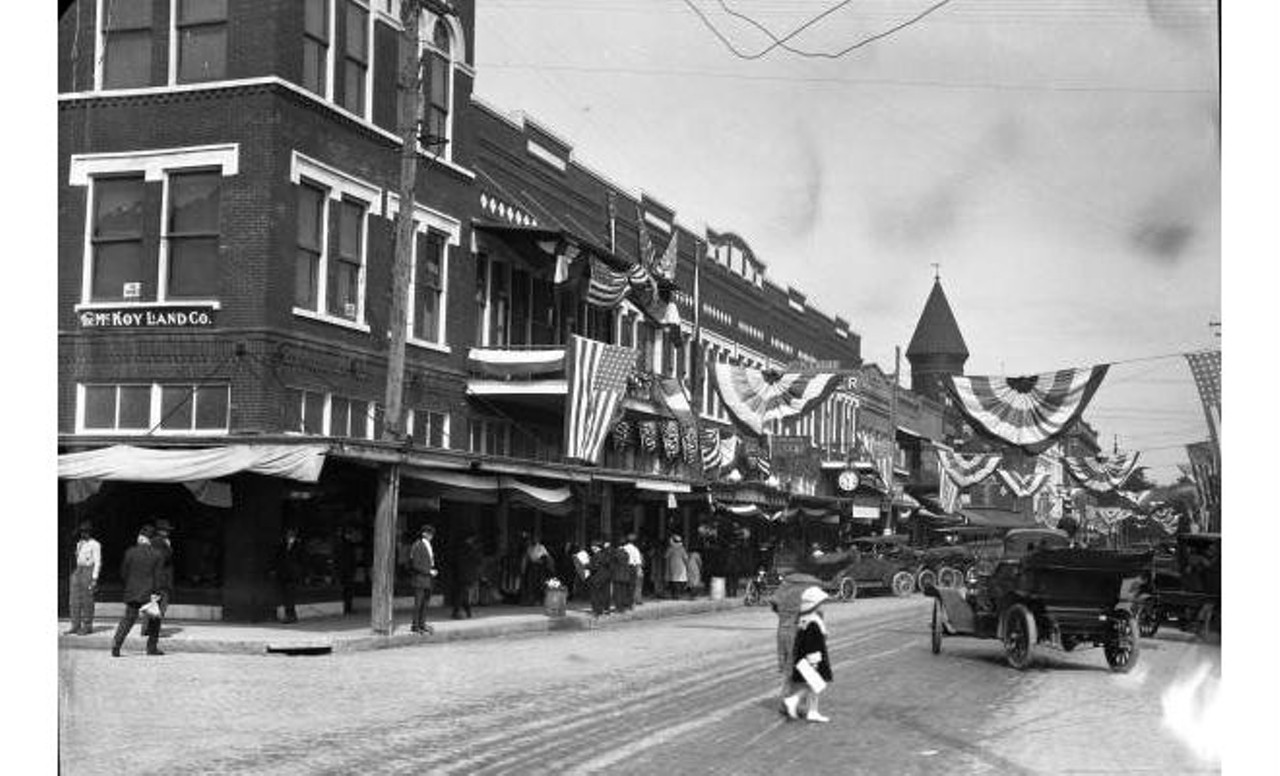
[1063,451,1140,493]
[710,362,841,436]
[638,421,659,453]
[700,427,722,472]
[944,365,1109,452]
[936,449,1002,487]
[586,257,629,308]
[681,423,700,467]
[995,466,1051,498]
[661,420,682,460]
[564,335,637,464]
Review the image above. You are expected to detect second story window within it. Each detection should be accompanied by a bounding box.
[175,0,228,83]
[302,0,330,96]
[294,183,326,310]
[329,198,366,321]
[164,170,221,299]
[421,17,452,154]
[90,176,147,302]
[412,229,446,344]
[101,0,154,89]
[336,0,370,116]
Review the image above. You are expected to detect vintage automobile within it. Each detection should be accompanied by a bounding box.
[924,528,1150,672]
[745,545,860,604]
[840,535,921,598]
[916,544,976,591]
[1136,533,1221,639]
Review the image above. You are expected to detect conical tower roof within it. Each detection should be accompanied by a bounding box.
[906,279,969,360]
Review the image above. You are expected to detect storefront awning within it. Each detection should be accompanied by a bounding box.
[57,444,328,483]
[466,347,565,378]
[401,468,573,512]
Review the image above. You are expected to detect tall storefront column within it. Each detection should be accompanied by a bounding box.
[222,474,284,622]
[600,483,614,540]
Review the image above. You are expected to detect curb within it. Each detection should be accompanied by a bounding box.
[58,598,745,656]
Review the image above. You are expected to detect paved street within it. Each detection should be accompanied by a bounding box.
[59,596,1220,775]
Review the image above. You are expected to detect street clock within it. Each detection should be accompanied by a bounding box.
[838,469,859,493]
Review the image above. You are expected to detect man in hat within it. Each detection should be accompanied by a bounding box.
[410,524,437,634]
[67,521,101,635]
[273,527,305,623]
[111,525,163,657]
[142,519,175,648]
[622,533,644,607]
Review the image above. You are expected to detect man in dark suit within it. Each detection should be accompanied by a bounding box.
[448,534,481,620]
[143,519,175,648]
[274,527,305,623]
[410,524,437,634]
[111,525,162,657]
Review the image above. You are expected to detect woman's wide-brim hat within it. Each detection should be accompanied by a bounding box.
[799,586,829,614]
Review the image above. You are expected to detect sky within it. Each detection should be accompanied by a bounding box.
[471,0,1221,484]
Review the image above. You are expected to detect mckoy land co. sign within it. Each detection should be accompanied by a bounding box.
[79,305,216,329]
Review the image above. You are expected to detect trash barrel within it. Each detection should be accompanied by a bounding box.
[544,587,568,617]
[710,577,726,601]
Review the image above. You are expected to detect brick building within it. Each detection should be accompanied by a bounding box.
[57,0,894,622]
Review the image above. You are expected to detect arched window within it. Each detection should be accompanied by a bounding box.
[421,16,452,155]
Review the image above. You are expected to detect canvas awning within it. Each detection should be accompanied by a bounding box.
[466,347,565,378]
[401,468,573,512]
[58,444,328,483]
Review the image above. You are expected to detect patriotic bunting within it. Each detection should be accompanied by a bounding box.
[1120,489,1153,508]
[655,377,695,421]
[1064,451,1141,493]
[711,362,841,436]
[995,466,1051,498]
[944,365,1109,452]
[718,433,740,471]
[1092,507,1132,527]
[638,421,659,453]
[700,427,722,472]
[652,229,678,282]
[612,419,633,451]
[681,423,700,467]
[564,335,637,464]
[662,420,682,460]
[1186,440,1219,512]
[936,451,961,514]
[936,449,1002,487]
[586,257,629,307]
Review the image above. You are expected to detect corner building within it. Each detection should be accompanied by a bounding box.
[57,0,866,622]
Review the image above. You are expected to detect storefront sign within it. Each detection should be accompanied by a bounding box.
[78,305,217,329]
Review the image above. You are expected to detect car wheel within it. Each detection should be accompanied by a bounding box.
[1137,600,1161,638]
[892,570,915,597]
[938,566,962,589]
[1002,603,1037,670]
[917,568,938,592]
[838,577,857,602]
[744,582,761,607]
[1105,610,1140,673]
[931,600,943,655]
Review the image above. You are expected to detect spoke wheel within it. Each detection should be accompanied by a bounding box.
[1137,600,1161,638]
[931,600,943,655]
[917,568,938,593]
[1002,603,1038,670]
[744,582,761,607]
[892,570,916,597]
[1105,610,1140,673]
[838,577,857,602]
[938,566,962,589]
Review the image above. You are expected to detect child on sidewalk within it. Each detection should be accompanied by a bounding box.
[783,586,834,723]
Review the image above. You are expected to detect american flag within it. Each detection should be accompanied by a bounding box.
[637,205,655,267]
[652,230,678,282]
[586,257,629,308]
[700,427,722,472]
[564,335,637,464]
[1185,440,1219,510]
[1185,350,1221,452]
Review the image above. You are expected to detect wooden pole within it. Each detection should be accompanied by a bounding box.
[886,346,901,535]
[372,0,427,635]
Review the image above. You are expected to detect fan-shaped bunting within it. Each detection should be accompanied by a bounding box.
[700,428,722,472]
[681,424,700,467]
[944,366,1109,453]
[711,363,841,436]
[662,421,682,460]
[1064,451,1141,493]
[638,421,659,453]
[936,449,1002,487]
[995,467,1052,498]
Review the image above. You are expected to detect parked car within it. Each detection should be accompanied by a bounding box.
[840,535,922,598]
[1136,533,1220,640]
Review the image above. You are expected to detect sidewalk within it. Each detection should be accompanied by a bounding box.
[57,596,745,656]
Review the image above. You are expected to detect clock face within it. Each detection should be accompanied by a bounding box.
[838,470,859,492]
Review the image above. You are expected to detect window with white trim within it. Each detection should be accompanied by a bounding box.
[284,388,375,437]
[174,0,228,84]
[302,0,329,96]
[337,0,370,116]
[100,0,154,89]
[411,229,446,344]
[296,0,372,117]
[420,15,453,156]
[79,382,230,433]
[469,417,510,456]
[410,409,449,448]
[164,169,221,298]
[329,197,366,320]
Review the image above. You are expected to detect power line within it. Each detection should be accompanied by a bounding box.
[681,0,958,60]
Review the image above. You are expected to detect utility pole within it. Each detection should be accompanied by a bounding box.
[372,0,430,635]
[885,346,901,535]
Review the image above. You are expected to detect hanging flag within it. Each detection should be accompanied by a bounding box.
[1186,440,1219,511]
[552,241,580,285]
[754,448,772,479]
[1185,350,1221,453]
[655,377,695,421]
[564,335,638,464]
[995,466,1051,498]
[662,420,682,460]
[711,362,841,436]
[681,423,700,467]
[652,229,678,282]
[935,451,961,514]
[1064,451,1141,492]
[636,205,656,268]
[612,419,633,451]
[718,433,740,470]
[638,420,659,453]
[936,449,1002,487]
[606,191,618,252]
[944,365,1109,453]
[586,257,630,308]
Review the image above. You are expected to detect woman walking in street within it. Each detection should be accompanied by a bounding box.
[782,586,834,723]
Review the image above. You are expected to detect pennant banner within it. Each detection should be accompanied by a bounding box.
[944,365,1109,452]
[711,362,841,436]
[995,466,1051,498]
[937,449,1002,487]
[564,335,637,464]
[1064,451,1141,493]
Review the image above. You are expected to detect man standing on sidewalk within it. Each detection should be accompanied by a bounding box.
[410,524,437,634]
[111,525,162,657]
[67,521,101,635]
[622,533,644,607]
[274,527,305,623]
[142,520,175,651]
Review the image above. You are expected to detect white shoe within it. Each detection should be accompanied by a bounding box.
[805,711,830,723]
[782,696,800,719]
